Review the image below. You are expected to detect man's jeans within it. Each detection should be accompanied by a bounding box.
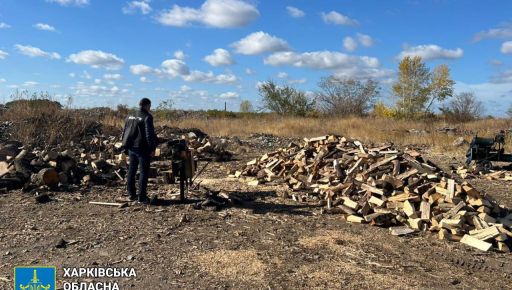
[127,148,151,199]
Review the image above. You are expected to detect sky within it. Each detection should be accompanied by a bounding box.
[0,0,511,114]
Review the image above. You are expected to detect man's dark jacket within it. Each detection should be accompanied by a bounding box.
[121,109,157,153]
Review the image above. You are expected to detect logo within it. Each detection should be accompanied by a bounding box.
[14,266,56,290]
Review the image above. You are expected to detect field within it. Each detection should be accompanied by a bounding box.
[1,109,512,289]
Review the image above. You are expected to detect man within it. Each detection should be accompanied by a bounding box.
[121,98,158,203]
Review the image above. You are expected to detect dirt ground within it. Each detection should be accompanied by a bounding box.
[1,139,512,290]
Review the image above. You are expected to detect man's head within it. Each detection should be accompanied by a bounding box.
[139,98,151,112]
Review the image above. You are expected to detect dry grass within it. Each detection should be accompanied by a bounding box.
[193,249,267,283]
[163,116,512,153]
[105,113,512,153]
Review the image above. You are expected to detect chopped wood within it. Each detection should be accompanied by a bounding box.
[238,134,512,252]
[461,234,492,251]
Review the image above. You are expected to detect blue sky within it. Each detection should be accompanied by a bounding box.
[0,0,511,114]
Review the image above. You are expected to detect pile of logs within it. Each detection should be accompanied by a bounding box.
[238,135,512,252]
[455,166,512,181]
[0,128,216,192]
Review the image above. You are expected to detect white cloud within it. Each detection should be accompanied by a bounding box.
[161,59,190,77]
[321,11,358,26]
[23,81,39,87]
[183,70,237,84]
[34,23,56,32]
[219,91,239,99]
[0,22,10,29]
[81,71,92,79]
[0,50,8,59]
[343,36,357,52]
[245,68,255,75]
[14,44,61,59]
[491,70,512,83]
[357,33,374,47]
[474,22,512,42]
[72,82,125,97]
[397,44,463,61]
[69,73,76,78]
[174,50,187,60]
[277,72,288,78]
[232,31,290,55]
[94,78,102,84]
[122,1,152,15]
[67,50,124,70]
[46,0,89,6]
[286,6,305,18]
[104,73,122,80]
[265,50,380,70]
[129,58,238,84]
[0,78,6,83]
[139,76,151,83]
[204,48,234,66]
[288,78,307,84]
[156,0,259,28]
[264,50,392,81]
[501,41,512,54]
[130,64,157,75]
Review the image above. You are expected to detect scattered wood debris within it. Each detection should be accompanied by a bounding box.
[239,135,512,252]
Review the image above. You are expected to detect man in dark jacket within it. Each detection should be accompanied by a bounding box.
[121,98,158,203]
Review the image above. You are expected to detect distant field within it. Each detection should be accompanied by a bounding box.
[159,116,512,153]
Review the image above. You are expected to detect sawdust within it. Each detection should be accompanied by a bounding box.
[193,249,266,282]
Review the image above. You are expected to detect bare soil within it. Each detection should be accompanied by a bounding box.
[1,139,511,290]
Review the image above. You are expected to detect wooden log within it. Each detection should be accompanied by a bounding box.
[35,168,59,187]
[460,234,492,251]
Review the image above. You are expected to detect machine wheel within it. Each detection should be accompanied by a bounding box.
[476,160,493,173]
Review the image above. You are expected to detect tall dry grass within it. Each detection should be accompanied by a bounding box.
[164,116,512,153]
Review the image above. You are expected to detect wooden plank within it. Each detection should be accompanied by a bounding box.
[346,215,364,223]
[403,200,416,217]
[89,201,127,207]
[362,155,398,175]
[420,201,431,220]
[460,234,492,251]
[389,226,416,236]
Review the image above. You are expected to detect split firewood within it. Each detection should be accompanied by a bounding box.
[239,134,512,252]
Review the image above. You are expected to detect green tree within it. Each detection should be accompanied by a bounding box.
[316,77,379,116]
[392,56,454,118]
[239,100,253,113]
[258,80,315,116]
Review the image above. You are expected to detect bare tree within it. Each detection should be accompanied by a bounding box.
[440,92,484,122]
[316,77,379,116]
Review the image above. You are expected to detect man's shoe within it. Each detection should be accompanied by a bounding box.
[137,196,150,204]
[128,194,137,201]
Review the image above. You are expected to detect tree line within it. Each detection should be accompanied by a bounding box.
[243,56,486,122]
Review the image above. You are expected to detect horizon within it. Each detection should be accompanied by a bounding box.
[0,0,511,115]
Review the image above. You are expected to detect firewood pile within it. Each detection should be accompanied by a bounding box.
[455,166,512,181]
[238,135,512,252]
[0,127,219,193]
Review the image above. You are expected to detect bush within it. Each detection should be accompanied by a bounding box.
[239,100,253,113]
[0,91,101,146]
[440,92,484,122]
[259,80,315,116]
[316,77,379,116]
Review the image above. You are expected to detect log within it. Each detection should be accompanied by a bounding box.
[460,234,492,251]
[35,168,59,187]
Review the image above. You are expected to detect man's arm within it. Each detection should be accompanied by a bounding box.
[144,114,157,153]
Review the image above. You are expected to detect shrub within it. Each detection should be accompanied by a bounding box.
[259,80,315,116]
[316,77,379,116]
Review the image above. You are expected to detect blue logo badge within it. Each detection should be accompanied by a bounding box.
[14,266,56,290]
